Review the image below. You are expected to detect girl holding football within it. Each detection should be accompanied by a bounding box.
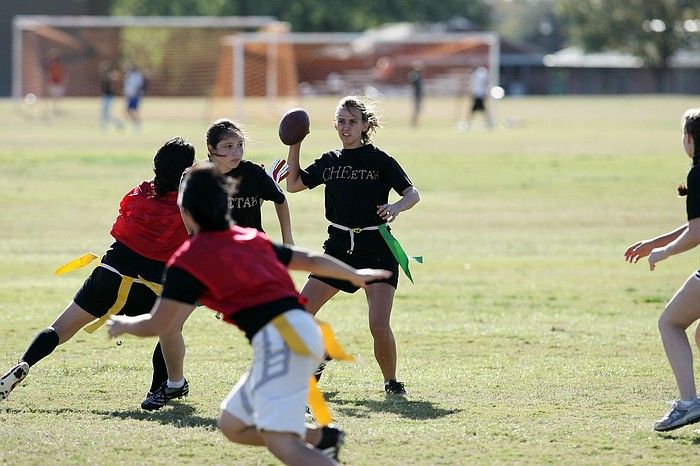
[285,96,420,395]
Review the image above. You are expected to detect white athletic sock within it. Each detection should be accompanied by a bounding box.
[167,378,185,389]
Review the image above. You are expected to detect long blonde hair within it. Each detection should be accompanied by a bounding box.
[336,96,381,145]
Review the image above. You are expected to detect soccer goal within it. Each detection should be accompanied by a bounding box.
[215,28,499,118]
[12,15,280,101]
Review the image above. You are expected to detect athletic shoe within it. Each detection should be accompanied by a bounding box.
[654,398,700,431]
[384,379,406,395]
[141,379,189,411]
[0,362,30,401]
[315,425,345,461]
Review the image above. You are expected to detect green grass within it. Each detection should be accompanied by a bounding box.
[2,95,700,464]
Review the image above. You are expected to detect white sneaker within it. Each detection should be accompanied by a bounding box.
[654,398,700,431]
[0,362,30,401]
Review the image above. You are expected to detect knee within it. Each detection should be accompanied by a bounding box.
[262,433,297,459]
[368,318,392,339]
[218,411,245,443]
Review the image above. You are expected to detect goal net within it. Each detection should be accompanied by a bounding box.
[12,15,280,101]
[214,27,499,118]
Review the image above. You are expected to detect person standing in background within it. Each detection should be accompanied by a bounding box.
[46,50,66,114]
[99,61,123,131]
[407,60,424,127]
[124,64,146,132]
[459,66,493,131]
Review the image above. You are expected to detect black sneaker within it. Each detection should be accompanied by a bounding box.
[384,379,406,395]
[0,362,29,401]
[315,425,345,461]
[141,379,189,411]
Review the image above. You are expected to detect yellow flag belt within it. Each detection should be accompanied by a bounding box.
[55,253,162,333]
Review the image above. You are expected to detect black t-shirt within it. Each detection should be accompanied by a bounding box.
[161,242,295,340]
[687,165,700,221]
[224,160,286,232]
[299,144,412,229]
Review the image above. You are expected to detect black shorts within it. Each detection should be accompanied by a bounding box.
[472,97,485,111]
[74,266,158,318]
[73,242,164,318]
[310,233,399,293]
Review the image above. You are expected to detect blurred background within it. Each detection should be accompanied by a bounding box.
[1,0,698,106]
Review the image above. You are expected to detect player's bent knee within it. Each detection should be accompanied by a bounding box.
[218,410,248,442]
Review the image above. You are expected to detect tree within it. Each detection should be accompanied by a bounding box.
[111,0,491,32]
[557,0,700,92]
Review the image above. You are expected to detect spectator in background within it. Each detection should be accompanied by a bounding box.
[460,66,493,131]
[407,60,424,127]
[124,64,146,132]
[46,50,66,114]
[99,61,123,131]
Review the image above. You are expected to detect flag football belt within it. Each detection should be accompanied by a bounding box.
[271,314,353,427]
[329,222,423,283]
[54,252,163,333]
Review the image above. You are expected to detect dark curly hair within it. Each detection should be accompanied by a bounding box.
[206,118,245,153]
[152,137,195,196]
[179,161,237,231]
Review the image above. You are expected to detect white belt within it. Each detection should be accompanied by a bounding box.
[329,222,383,254]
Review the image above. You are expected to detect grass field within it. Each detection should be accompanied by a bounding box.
[1,94,700,465]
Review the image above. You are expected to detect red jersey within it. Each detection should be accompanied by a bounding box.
[167,227,302,323]
[110,181,188,262]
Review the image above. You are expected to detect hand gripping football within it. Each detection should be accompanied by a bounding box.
[278,108,310,145]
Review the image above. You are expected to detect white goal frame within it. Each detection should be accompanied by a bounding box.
[223,30,500,118]
[12,15,280,100]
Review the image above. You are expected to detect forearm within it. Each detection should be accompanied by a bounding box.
[285,143,306,193]
[117,314,160,337]
[275,200,294,245]
[649,224,688,248]
[289,248,358,282]
[394,187,420,213]
[661,227,700,257]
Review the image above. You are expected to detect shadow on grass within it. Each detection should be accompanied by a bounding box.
[5,402,218,430]
[325,390,460,420]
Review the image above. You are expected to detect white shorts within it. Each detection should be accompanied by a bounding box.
[220,309,324,437]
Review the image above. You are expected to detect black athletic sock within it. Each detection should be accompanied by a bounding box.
[21,328,59,367]
[149,342,168,393]
[316,426,339,449]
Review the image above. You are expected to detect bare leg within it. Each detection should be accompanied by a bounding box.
[263,431,335,466]
[219,410,323,445]
[300,278,339,316]
[50,302,98,344]
[364,283,397,381]
[658,274,700,400]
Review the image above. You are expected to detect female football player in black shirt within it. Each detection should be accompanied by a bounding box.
[625,108,700,431]
[285,96,420,395]
[207,118,294,244]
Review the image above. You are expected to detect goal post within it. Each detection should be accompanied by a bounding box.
[219,30,500,119]
[12,15,281,101]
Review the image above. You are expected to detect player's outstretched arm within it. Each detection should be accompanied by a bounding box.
[107,298,195,339]
[624,223,688,263]
[274,199,294,245]
[647,218,700,270]
[288,247,391,288]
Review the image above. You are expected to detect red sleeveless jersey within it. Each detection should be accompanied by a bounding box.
[167,227,302,322]
[110,181,188,262]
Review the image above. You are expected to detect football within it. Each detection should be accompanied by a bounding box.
[278,108,310,146]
